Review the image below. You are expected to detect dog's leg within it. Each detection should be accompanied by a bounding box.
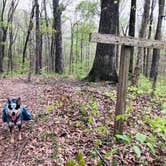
[9,122,14,143]
[17,120,22,140]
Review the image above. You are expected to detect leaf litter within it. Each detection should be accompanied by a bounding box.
[0,76,165,165]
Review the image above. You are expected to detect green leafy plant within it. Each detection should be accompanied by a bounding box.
[135,133,147,143]
[95,139,102,146]
[66,159,77,166]
[47,104,54,111]
[94,160,102,166]
[76,152,85,166]
[128,86,142,95]
[133,145,141,158]
[135,133,156,154]
[147,142,155,154]
[161,102,166,114]
[115,134,131,144]
[148,116,166,137]
[66,152,85,166]
[104,146,118,157]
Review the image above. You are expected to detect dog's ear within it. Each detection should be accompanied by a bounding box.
[17,97,21,105]
[7,98,11,104]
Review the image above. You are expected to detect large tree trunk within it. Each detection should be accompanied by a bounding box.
[85,0,118,82]
[52,0,63,74]
[128,0,136,75]
[150,0,165,90]
[132,0,151,86]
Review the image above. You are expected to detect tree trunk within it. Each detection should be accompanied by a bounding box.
[80,33,83,74]
[35,0,41,74]
[69,24,74,74]
[0,0,19,73]
[132,0,151,86]
[115,2,120,71]
[8,0,18,73]
[51,34,55,71]
[75,23,78,74]
[39,10,43,72]
[0,0,7,73]
[128,0,136,75]
[150,0,165,92]
[43,0,51,72]
[85,0,118,82]
[52,0,63,74]
[145,0,156,77]
[8,23,14,72]
[28,34,33,82]
[22,3,35,65]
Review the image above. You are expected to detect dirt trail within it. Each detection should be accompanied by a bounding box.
[0,77,40,165]
[0,76,88,165]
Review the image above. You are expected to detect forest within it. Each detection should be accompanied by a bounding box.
[0,0,166,165]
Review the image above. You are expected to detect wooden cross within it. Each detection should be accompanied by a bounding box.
[90,32,164,135]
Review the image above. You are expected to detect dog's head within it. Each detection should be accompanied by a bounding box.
[7,97,21,121]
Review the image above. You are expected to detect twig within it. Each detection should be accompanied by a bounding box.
[16,139,29,160]
[95,149,110,166]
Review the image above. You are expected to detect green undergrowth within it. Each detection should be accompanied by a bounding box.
[64,75,166,164]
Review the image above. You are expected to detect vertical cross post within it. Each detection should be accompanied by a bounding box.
[114,46,130,135]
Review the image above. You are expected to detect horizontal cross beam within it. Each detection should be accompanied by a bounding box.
[90,33,165,49]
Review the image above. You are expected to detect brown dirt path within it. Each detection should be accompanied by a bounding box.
[0,76,93,165]
[0,76,42,165]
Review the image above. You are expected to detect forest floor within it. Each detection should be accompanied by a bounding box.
[0,75,165,166]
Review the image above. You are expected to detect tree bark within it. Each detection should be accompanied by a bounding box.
[145,0,156,77]
[52,0,63,74]
[35,0,42,74]
[150,0,165,84]
[80,33,83,74]
[22,3,36,65]
[0,0,7,72]
[0,0,19,72]
[128,0,136,75]
[85,0,119,82]
[69,23,74,74]
[43,0,51,72]
[28,34,33,82]
[132,0,151,86]
[7,0,19,72]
